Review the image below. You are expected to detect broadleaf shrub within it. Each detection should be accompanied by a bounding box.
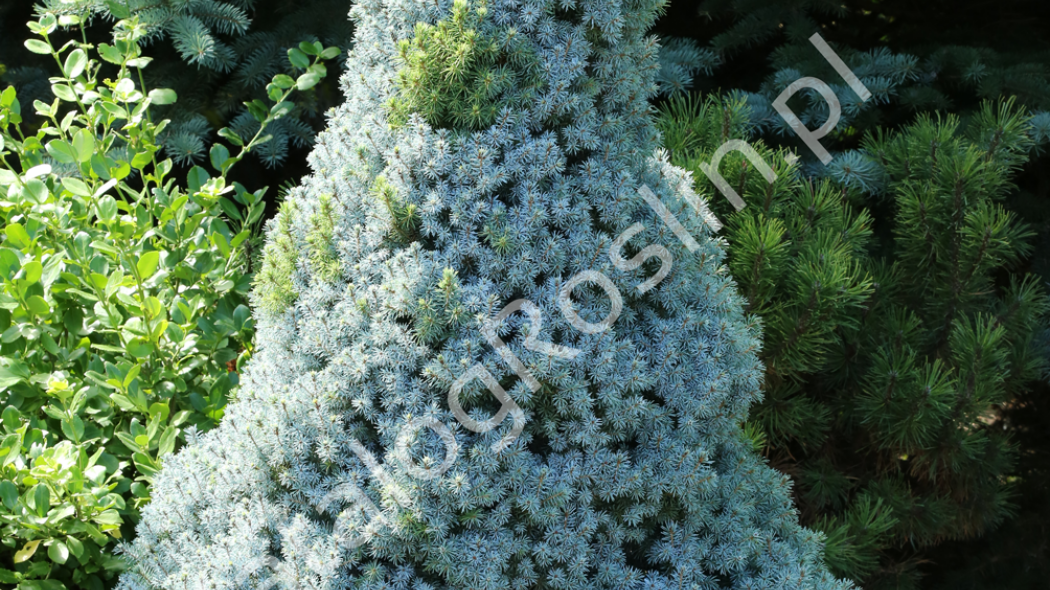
[0,13,336,589]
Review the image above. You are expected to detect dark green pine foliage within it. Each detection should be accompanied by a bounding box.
[659,94,1050,589]
[922,358,1050,590]
[31,0,354,167]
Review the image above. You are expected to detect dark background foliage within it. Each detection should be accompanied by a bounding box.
[651,0,1050,280]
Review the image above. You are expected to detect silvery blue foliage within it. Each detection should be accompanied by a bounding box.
[821,150,885,195]
[117,1,850,589]
[744,48,921,137]
[655,37,720,97]
[1030,110,1050,153]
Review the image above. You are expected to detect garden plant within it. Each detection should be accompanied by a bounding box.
[0,12,337,589]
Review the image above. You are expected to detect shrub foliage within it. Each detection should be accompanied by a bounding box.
[0,14,335,588]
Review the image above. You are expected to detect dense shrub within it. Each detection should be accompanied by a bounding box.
[660,93,1050,589]
[0,14,335,588]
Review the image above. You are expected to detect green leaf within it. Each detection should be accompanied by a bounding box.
[88,240,119,257]
[131,150,154,169]
[157,158,173,178]
[148,402,169,425]
[158,426,177,456]
[97,43,122,65]
[0,363,28,389]
[217,127,243,146]
[1,406,20,431]
[298,41,320,56]
[65,536,84,560]
[0,480,17,509]
[270,101,295,119]
[99,100,127,119]
[272,74,295,89]
[230,231,250,249]
[137,251,160,280]
[20,580,68,590]
[187,167,210,192]
[91,153,112,180]
[96,195,117,222]
[132,453,160,476]
[110,394,137,411]
[112,161,131,181]
[45,139,78,164]
[296,72,322,91]
[246,99,268,123]
[219,197,244,221]
[126,364,142,388]
[32,484,50,517]
[48,541,68,564]
[126,337,153,359]
[127,56,153,69]
[93,509,122,526]
[144,296,163,319]
[209,144,231,171]
[13,539,40,563]
[130,482,149,498]
[148,88,177,105]
[23,179,48,204]
[51,83,77,102]
[211,232,231,257]
[24,39,51,55]
[0,85,16,108]
[72,128,94,163]
[63,48,88,78]
[61,177,92,197]
[22,260,42,284]
[0,433,20,465]
[114,78,137,99]
[319,46,342,60]
[26,295,50,315]
[5,224,31,249]
[61,415,84,442]
[287,47,310,69]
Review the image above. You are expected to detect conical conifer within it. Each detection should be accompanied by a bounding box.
[118,2,849,589]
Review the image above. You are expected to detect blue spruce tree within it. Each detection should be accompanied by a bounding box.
[117,1,849,588]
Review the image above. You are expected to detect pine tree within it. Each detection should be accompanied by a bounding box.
[660,93,1050,589]
[116,1,848,589]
